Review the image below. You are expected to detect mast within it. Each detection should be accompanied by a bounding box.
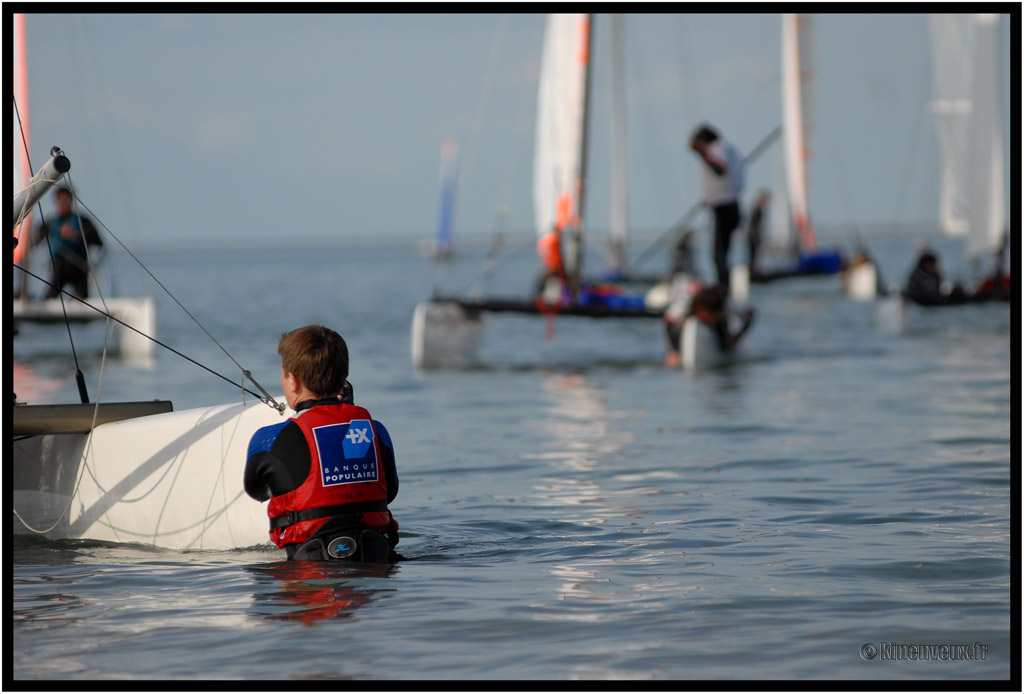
[569,13,594,295]
[14,13,32,293]
[607,13,628,274]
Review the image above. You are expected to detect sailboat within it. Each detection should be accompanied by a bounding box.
[419,136,460,261]
[927,13,1006,268]
[12,15,156,356]
[749,14,850,290]
[411,14,740,370]
[878,13,1008,330]
[12,14,289,550]
[13,146,289,550]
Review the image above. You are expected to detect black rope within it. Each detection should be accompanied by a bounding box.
[14,265,270,404]
[14,99,90,403]
[68,198,284,412]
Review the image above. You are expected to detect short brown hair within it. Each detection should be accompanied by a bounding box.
[278,325,349,397]
[688,285,728,318]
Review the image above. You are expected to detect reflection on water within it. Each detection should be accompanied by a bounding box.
[13,360,69,405]
[246,561,398,626]
[526,373,638,523]
[523,371,693,673]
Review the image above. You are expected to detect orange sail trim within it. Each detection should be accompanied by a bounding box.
[577,16,590,65]
[13,13,31,264]
[793,212,817,252]
[555,192,572,231]
[537,228,565,273]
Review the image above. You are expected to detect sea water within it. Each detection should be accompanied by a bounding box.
[11,232,1014,682]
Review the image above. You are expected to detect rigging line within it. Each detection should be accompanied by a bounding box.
[68,198,284,412]
[12,265,273,406]
[15,316,118,538]
[31,176,91,402]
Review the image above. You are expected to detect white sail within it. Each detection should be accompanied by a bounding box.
[928,14,1005,260]
[532,13,591,242]
[780,13,817,252]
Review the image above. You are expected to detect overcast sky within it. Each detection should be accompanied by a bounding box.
[16,10,1014,249]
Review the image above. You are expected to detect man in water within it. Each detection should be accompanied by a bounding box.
[664,284,756,366]
[244,325,401,562]
[904,248,983,306]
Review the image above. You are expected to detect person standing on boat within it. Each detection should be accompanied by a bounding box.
[244,325,401,562]
[32,186,103,299]
[689,124,745,292]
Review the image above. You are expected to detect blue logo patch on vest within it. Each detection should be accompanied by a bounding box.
[312,419,379,487]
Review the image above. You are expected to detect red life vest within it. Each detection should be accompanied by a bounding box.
[267,403,391,548]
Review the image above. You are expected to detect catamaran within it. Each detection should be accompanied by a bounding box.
[12,13,290,551]
[745,14,857,294]
[877,13,1009,331]
[411,13,753,371]
[12,14,156,357]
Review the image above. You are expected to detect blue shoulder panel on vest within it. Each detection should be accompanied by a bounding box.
[247,421,289,458]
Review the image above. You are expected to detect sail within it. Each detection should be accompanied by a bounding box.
[606,13,628,273]
[780,13,817,252]
[14,13,32,265]
[532,13,591,242]
[928,14,1005,260]
[434,137,459,258]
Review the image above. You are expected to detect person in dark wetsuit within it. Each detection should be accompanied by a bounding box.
[245,325,401,562]
[664,284,755,363]
[687,284,756,352]
[32,186,104,299]
[903,248,984,306]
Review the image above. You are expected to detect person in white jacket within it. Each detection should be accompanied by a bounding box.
[690,124,745,292]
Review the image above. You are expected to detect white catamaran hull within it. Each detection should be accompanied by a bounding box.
[411,301,485,370]
[842,262,879,302]
[13,297,157,358]
[13,399,292,550]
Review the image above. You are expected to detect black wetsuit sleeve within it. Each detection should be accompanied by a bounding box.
[82,217,102,247]
[383,444,399,504]
[712,318,732,352]
[243,421,310,501]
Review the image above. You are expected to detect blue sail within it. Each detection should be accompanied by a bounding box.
[434,137,459,259]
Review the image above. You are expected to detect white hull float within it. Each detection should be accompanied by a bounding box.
[876,290,909,334]
[842,262,879,302]
[13,296,157,358]
[410,301,485,371]
[13,399,292,550]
